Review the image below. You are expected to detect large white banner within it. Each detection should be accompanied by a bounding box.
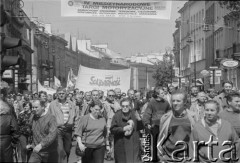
[61,0,172,19]
[75,65,131,94]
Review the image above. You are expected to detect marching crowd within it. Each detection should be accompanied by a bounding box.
[0,81,240,163]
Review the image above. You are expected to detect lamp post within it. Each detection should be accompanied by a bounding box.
[186,35,196,86]
[165,47,174,85]
[173,46,181,88]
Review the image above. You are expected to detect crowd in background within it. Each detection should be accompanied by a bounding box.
[0,81,240,163]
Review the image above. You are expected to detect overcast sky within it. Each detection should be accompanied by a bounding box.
[23,0,187,57]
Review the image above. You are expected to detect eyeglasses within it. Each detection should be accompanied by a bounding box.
[108,95,115,97]
[122,105,129,108]
[58,93,65,95]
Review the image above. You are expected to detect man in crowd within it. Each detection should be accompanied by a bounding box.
[99,90,105,102]
[48,87,79,163]
[190,86,199,105]
[206,88,217,100]
[214,81,233,111]
[28,99,58,162]
[189,91,208,122]
[104,89,121,161]
[39,91,50,114]
[168,85,176,94]
[114,88,122,104]
[219,91,240,137]
[81,91,92,116]
[75,93,84,114]
[157,90,196,162]
[142,87,171,162]
[162,85,172,107]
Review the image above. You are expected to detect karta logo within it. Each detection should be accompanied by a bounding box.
[157,134,239,162]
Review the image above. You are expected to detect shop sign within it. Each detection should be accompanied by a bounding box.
[2,70,13,78]
[200,70,210,77]
[215,70,222,77]
[221,59,239,69]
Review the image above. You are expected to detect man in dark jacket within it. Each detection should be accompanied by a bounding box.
[0,98,19,163]
[142,87,171,162]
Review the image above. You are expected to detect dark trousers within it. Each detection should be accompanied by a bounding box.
[151,125,159,162]
[82,146,106,163]
[57,130,72,163]
[28,150,58,163]
[18,135,28,162]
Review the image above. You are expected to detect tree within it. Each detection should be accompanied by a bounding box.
[219,1,240,20]
[152,52,174,87]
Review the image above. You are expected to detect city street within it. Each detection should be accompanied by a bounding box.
[1,0,240,163]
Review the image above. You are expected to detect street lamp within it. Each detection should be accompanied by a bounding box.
[164,47,174,85]
[186,35,197,86]
[172,46,181,88]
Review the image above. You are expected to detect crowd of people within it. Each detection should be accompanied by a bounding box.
[0,81,240,163]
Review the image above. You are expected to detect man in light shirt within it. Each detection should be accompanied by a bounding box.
[48,87,79,163]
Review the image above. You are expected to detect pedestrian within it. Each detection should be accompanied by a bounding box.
[157,89,196,162]
[110,98,143,163]
[142,87,171,162]
[17,101,33,162]
[81,91,92,116]
[190,86,199,105]
[206,88,217,100]
[219,92,240,137]
[0,98,19,163]
[74,100,107,163]
[189,91,208,122]
[214,81,233,111]
[28,99,58,163]
[190,100,239,162]
[104,89,121,161]
[48,87,79,163]
[114,88,122,104]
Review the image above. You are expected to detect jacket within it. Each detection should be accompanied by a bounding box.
[190,118,240,163]
[48,99,79,131]
[213,92,227,112]
[157,109,196,160]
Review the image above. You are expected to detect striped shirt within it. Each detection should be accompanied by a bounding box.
[60,102,70,124]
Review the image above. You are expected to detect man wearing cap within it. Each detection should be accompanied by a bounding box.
[48,87,79,163]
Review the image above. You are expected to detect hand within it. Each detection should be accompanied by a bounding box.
[106,145,110,152]
[78,143,86,152]
[123,125,132,132]
[26,144,33,150]
[33,144,42,153]
[134,111,141,121]
[147,124,152,130]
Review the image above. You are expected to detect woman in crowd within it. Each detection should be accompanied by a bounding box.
[110,98,143,163]
[74,100,107,163]
[17,101,33,162]
[190,100,239,162]
[0,98,19,162]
